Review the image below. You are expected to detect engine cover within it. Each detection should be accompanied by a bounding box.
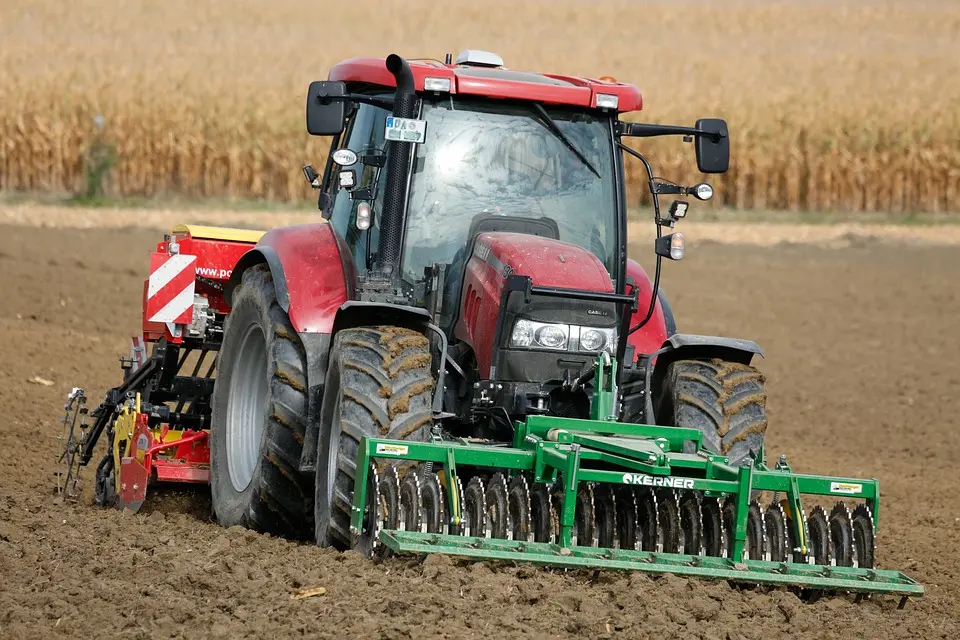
[455,232,618,378]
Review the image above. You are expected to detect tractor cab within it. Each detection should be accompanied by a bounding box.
[321,88,620,330]
[304,52,731,417]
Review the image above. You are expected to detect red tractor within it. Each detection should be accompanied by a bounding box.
[70,50,767,548]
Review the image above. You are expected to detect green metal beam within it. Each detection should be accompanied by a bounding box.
[379,531,924,597]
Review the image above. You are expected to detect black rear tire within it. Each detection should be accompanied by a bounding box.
[210,265,313,538]
[314,326,434,549]
[657,359,767,467]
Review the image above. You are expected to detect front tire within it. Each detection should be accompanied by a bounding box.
[314,326,434,549]
[657,359,767,467]
[210,265,313,537]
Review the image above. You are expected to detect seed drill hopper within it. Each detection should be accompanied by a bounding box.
[58,50,923,604]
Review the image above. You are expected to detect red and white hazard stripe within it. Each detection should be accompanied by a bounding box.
[146,253,197,324]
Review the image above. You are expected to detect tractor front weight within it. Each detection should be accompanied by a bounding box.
[348,355,923,602]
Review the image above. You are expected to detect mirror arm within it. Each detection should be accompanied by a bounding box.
[314,92,395,111]
[619,122,725,143]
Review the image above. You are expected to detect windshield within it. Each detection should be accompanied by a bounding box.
[402,98,617,311]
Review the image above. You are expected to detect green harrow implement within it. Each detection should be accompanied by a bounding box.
[349,355,923,603]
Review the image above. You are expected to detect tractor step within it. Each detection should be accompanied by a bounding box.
[379,531,923,597]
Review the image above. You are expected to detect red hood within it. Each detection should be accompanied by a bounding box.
[474,232,614,291]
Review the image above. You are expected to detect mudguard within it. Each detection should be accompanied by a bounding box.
[225,223,355,334]
[640,333,765,423]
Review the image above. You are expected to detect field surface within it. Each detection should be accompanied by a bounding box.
[2,0,959,212]
[1,211,959,638]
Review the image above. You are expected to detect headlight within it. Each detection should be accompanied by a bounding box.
[535,324,568,349]
[578,328,608,352]
[510,319,615,354]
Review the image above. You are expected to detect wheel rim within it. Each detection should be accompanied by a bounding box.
[226,322,268,492]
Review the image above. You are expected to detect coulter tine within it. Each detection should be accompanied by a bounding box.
[448,475,466,536]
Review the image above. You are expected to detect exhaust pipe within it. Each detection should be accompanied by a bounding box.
[377,54,417,276]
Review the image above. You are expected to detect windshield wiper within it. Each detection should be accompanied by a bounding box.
[530,103,601,179]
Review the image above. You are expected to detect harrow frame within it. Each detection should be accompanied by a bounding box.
[348,356,924,600]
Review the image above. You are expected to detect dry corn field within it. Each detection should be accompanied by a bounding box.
[2,0,959,213]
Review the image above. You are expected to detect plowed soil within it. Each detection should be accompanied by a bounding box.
[1,217,959,639]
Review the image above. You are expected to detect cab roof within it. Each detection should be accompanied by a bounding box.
[328,57,643,113]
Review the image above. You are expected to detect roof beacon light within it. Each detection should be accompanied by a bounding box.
[455,50,504,68]
[424,77,452,93]
[596,93,619,110]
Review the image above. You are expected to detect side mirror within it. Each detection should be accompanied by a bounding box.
[695,118,729,174]
[306,81,347,136]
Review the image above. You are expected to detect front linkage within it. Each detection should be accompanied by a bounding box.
[348,354,923,603]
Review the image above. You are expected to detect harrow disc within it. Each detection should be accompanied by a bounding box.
[851,504,876,569]
[485,472,511,539]
[655,489,680,553]
[721,497,736,558]
[678,491,703,556]
[420,471,447,534]
[508,475,533,542]
[594,484,618,548]
[614,487,639,550]
[529,482,557,543]
[806,506,832,566]
[634,487,659,552]
[745,500,766,560]
[764,502,789,562]
[573,484,598,547]
[399,469,423,533]
[463,477,487,538]
[380,466,401,529]
[700,497,723,557]
[828,502,855,567]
